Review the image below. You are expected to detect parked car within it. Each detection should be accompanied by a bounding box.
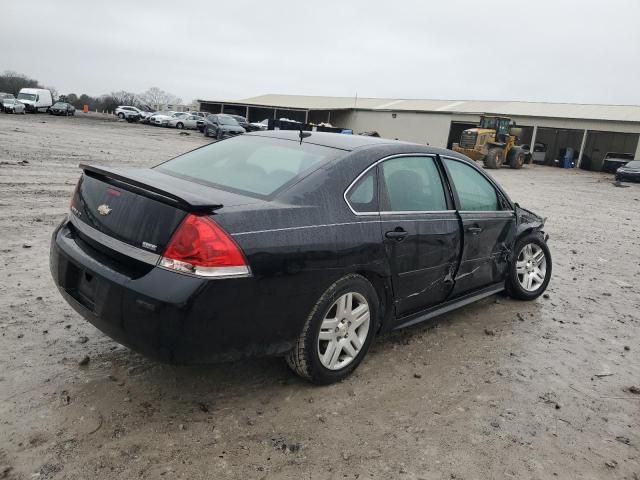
[249,119,269,131]
[115,106,147,120]
[50,131,552,384]
[202,114,246,139]
[0,92,15,112]
[521,142,547,164]
[615,160,640,182]
[149,112,176,126]
[17,88,53,112]
[49,102,76,116]
[139,111,158,124]
[168,114,201,129]
[1,98,25,114]
[601,152,634,173]
[228,114,250,130]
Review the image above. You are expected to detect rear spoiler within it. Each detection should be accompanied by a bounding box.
[79,164,224,213]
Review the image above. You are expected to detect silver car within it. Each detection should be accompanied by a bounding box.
[149,112,176,126]
[168,114,201,129]
[2,98,26,114]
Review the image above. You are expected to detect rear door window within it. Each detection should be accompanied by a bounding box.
[380,156,447,212]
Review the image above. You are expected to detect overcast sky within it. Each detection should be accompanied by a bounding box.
[2,0,639,105]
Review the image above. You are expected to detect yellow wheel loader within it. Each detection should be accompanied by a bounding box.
[452,116,529,169]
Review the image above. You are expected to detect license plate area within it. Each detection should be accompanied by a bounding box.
[66,263,96,311]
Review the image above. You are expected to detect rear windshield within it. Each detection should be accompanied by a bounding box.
[218,115,238,126]
[156,135,342,197]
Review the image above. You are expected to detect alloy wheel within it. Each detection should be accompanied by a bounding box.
[516,243,547,292]
[317,292,370,370]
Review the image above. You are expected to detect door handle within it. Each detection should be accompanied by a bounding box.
[385,228,408,241]
[467,226,483,235]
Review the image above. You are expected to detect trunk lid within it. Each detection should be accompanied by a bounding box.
[71,164,261,256]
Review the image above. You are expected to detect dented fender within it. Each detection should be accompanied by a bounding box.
[515,204,547,239]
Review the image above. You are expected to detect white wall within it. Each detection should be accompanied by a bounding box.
[334,110,640,159]
[333,110,453,147]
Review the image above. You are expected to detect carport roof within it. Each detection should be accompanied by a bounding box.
[198,94,640,123]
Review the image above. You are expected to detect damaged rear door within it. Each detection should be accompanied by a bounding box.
[378,154,461,318]
[441,157,516,297]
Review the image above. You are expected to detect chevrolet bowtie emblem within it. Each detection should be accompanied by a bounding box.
[97,204,112,216]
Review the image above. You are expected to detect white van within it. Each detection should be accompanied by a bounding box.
[17,88,53,113]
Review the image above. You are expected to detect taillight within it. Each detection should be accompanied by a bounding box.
[69,178,81,210]
[159,214,251,278]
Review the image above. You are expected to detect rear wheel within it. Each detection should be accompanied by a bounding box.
[286,274,378,384]
[506,232,552,300]
[484,148,505,169]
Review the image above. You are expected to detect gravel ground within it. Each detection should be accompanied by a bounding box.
[0,113,639,480]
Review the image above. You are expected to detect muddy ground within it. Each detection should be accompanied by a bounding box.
[0,113,638,480]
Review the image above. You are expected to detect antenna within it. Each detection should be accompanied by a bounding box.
[299,127,311,145]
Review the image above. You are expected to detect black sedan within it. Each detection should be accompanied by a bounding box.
[201,114,246,139]
[49,102,76,116]
[615,160,640,182]
[50,131,552,384]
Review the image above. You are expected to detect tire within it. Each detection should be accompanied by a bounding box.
[216,129,223,140]
[286,274,379,384]
[505,232,552,301]
[508,148,526,169]
[176,122,184,129]
[484,148,505,169]
[118,112,125,119]
[204,127,209,137]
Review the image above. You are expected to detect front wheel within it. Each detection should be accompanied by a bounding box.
[216,129,223,140]
[118,112,125,119]
[176,122,184,129]
[286,274,378,384]
[484,148,504,169]
[506,232,552,300]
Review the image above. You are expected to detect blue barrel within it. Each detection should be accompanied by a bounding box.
[563,148,575,168]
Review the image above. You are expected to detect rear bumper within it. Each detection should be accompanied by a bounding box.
[50,219,296,363]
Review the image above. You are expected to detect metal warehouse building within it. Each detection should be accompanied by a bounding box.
[197,94,640,171]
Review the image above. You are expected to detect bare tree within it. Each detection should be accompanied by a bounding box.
[110,90,138,107]
[0,70,40,95]
[44,85,58,101]
[139,87,182,107]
